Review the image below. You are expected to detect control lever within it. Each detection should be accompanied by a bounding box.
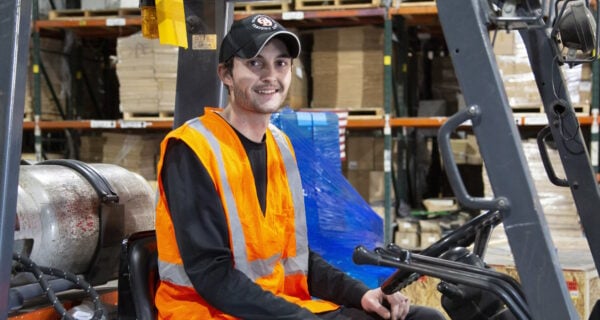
[380,210,502,294]
[374,246,409,262]
[353,246,531,320]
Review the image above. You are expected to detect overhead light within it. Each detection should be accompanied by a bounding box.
[552,0,597,64]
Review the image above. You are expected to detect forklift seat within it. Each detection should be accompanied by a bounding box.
[118,230,159,320]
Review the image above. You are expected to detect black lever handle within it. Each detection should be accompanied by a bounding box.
[536,126,569,187]
[438,105,508,211]
[353,245,385,266]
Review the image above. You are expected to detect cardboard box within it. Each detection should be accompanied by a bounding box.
[486,237,600,319]
[419,219,441,233]
[399,236,600,319]
[345,169,390,204]
[346,169,370,201]
[372,137,385,171]
[397,218,420,233]
[395,231,420,250]
[346,136,376,170]
[491,31,526,56]
[450,136,482,165]
[81,0,121,10]
[368,170,386,203]
[422,198,458,213]
[283,46,308,110]
[582,63,592,81]
[420,231,441,249]
[311,26,384,109]
[580,81,592,105]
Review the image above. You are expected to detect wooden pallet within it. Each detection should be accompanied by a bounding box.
[511,103,590,116]
[347,108,384,119]
[391,0,436,7]
[48,8,140,20]
[295,0,381,10]
[234,1,291,13]
[23,112,63,122]
[122,111,174,121]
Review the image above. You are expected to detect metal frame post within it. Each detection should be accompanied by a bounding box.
[383,6,394,244]
[520,27,600,280]
[32,0,42,161]
[0,0,33,318]
[436,0,578,318]
[591,12,600,175]
[173,0,232,127]
[392,16,410,217]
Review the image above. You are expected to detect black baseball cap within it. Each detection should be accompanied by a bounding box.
[219,14,301,63]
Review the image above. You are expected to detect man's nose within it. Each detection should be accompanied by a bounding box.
[260,62,278,80]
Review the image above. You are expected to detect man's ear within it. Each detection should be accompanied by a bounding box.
[217,63,233,88]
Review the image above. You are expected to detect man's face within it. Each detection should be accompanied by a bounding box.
[221,38,292,115]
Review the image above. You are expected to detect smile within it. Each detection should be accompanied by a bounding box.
[255,88,279,94]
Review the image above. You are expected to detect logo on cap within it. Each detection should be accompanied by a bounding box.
[251,15,278,31]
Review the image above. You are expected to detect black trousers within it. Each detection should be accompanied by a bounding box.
[317,306,446,320]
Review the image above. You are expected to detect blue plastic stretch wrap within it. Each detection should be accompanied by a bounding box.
[271,109,395,288]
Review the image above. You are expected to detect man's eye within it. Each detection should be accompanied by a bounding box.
[277,60,289,67]
[248,60,262,67]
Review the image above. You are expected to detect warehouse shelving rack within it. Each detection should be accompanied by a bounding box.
[26,0,600,244]
[26,1,440,243]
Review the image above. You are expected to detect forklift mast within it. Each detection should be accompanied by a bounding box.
[1,0,600,319]
[0,1,32,319]
[437,0,600,318]
[171,0,232,127]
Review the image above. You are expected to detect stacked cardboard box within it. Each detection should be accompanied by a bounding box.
[485,139,582,238]
[116,32,178,116]
[81,0,138,9]
[492,31,583,111]
[79,135,106,163]
[101,132,163,180]
[486,237,599,319]
[419,219,442,248]
[402,235,599,319]
[493,31,542,109]
[283,58,309,110]
[449,135,482,165]
[580,63,592,106]
[395,218,420,249]
[26,38,67,120]
[311,26,384,110]
[394,216,446,250]
[344,135,396,205]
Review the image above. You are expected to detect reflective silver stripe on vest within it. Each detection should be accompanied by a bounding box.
[158,260,193,287]
[269,124,309,276]
[187,119,252,278]
[189,119,289,281]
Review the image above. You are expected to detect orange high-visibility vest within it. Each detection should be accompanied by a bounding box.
[154,110,339,319]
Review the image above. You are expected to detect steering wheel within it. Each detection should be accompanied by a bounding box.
[379,210,502,294]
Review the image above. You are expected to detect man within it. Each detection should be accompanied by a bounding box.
[154,14,446,320]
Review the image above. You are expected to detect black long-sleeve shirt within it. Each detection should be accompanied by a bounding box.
[161,127,369,320]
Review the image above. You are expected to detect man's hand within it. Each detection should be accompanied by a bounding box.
[361,287,410,320]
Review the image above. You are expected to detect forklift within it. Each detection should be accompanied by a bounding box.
[2,0,600,319]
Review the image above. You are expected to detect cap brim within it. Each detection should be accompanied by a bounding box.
[240,31,301,60]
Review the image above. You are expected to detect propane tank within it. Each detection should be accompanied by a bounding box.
[13,161,155,282]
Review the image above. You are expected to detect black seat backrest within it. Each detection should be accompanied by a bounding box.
[118,230,158,320]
